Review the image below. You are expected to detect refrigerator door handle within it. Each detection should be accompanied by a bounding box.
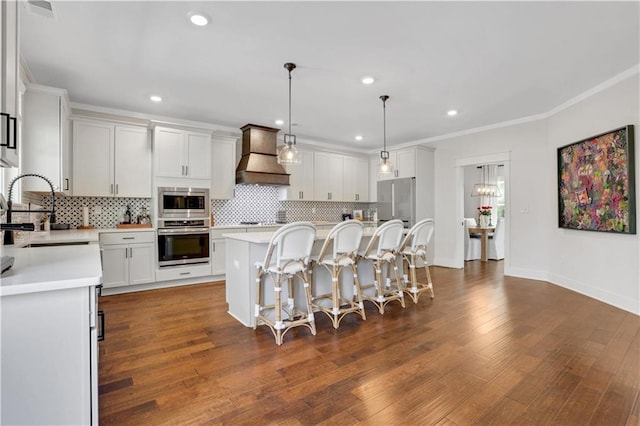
[391,183,395,217]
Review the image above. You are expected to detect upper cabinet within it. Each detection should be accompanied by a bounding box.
[21,85,71,194]
[154,126,211,180]
[210,135,237,200]
[314,152,344,201]
[73,119,151,197]
[343,156,369,202]
[278,150,314,201]
[378,148,416,180]
[0,0,20,167]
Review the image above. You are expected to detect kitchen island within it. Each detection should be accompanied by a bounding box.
[224,226,379,327]
[0,244,102,425]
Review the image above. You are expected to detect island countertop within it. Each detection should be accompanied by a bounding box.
[0,244,103,297]
[223,225,378,244]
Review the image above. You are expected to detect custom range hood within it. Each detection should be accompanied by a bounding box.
[235,124,290,186]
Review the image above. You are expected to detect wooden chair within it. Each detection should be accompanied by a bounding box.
[398,218,435,303]
[357,219,405,314]
[309,220,366,329]
[254,222,317,345]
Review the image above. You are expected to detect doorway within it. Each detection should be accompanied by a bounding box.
[455,153,511,272]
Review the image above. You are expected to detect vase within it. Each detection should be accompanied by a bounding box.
[479,215,489,228]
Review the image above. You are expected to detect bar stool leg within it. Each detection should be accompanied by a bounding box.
[274,272,284,345]
[351,264,366,321]
[301,269,316,336]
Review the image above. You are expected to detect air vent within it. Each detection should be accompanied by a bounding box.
[25,0,56,19]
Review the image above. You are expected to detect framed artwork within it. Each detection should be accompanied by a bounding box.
[353,210,363,221]
[557,125,636,234]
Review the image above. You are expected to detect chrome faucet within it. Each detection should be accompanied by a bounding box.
[2,173,56,245]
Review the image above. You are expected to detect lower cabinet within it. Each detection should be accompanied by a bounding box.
[211,228,246,276]
[1,286,98,425]
[99,231,155,288]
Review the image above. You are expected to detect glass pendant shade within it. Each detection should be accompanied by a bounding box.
[378,151,394,174]
[278,141,299,165]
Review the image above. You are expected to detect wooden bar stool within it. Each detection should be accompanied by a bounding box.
[309,220,366,329]
[398,218,435,303]
[356,219,405,314]
[254,222,317,345]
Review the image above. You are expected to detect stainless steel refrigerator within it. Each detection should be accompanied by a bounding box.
[377,177,415,228]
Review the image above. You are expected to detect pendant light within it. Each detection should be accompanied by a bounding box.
[471,165,502,197]
[377,95,394,175]
[277,62,300,165]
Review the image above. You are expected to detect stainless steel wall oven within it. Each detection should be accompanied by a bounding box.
[157,187,210,268]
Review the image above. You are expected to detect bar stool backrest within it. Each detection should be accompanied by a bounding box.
[400,218,435,254]
[264,222,316,268]
[318,220,364,263]
[363,219,404,257]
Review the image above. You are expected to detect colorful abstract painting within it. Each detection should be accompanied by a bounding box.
[558,125,636,234]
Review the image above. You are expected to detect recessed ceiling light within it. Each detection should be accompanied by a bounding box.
[355,135,363,141]
[361,76,375,85]
[447,109,458,116]
[275,119,284,125]
[189,13,209,27]
[150,95,162,103]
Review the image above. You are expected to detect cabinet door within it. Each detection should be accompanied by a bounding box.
[314,152,343,201]
[22,89,62,192]
[280,150,314,200]
[396,148,416,178]
[186,132,211,179]
[0,0,19,167]
[154,127,185,178]
[128,243,156,285]
[344,156,369,202]
[101,244,128,288]
[114,126,151,197]
[210,138,236,199]
[211,238,226,276]
[73,120,113,196]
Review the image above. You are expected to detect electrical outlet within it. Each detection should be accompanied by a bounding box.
[94,206,102,215]
[342,208,347,214]
[311,207,316,214]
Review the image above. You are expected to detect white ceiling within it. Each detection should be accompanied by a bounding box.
[20,1,640,152]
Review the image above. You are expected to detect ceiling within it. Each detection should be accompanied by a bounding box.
[20,1,640,152]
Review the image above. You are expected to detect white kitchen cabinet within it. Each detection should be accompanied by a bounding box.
[154,126,211,180]
[21,84,71,193]
[343,155,369,202]
[99,231,155,288]
[1,286,98,425]
[378,147,416,180]
[314,151,344,201]
[278,150,314,201]
[0,0,19,167]
[211,228,246,276]
[210,136,237,199]
[73,120,151,197]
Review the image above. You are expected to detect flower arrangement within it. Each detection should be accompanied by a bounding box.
[477,205,492,216]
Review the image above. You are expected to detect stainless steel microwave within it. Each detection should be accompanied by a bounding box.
[158,187,209,219]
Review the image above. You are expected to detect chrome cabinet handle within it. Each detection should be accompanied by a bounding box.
[64,178,69,191]
[115,183,118,195]
[110,184,114,194]
[185,165,188,176]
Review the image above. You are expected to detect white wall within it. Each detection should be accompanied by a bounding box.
[428,72,639,314]
[546,75,639,314]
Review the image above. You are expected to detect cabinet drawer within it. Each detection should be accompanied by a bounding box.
[211,228,246,239]
[155,263,211,282]
[99,231,155,245]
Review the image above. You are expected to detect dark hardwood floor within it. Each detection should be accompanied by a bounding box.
[98,261,639,425]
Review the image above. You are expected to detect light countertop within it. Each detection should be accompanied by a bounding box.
[0,244,102,297]
[9,227,156,247]
[224,226,378,244]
